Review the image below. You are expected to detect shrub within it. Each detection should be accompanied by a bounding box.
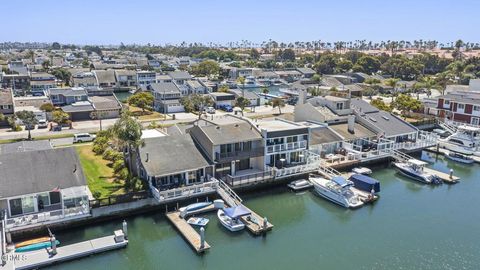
[116,167,129,180]
[113,159,125,174]
[92,191,102,199]
[92,143,108,155]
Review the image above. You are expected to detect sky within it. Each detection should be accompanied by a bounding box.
[2,0,479,45]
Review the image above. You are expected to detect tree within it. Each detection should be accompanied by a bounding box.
[7,115,18,131]
[336,59,353,73]
[370,98,392,112]
[384,78,400,93]
[52,110,69,125]
[128,92,154,114]
[51,42,61,50]
[261,86,269,95]
[237,76,246,97]
[191,60,220,76]
[26,50,35,62]
[111,112,143,173]
[180,94,213,119]
[391,94,423,114]
[311,74,321,83]
[51,68,72,86]
[218,84,229,93]
[314,53,337,74]
[16,111,38,140]
[354,56,381,74]
[235,96,250,116]
[0,113,4,122]
[272,98,285,114]
[40,103,55,112]
[41,60,51,71]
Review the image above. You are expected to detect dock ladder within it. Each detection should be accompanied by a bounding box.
[438,120,457,134]
[216,179,243,207]
[317,161,341,179]
[390,149,414,162]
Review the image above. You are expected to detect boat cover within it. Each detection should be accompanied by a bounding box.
[223,204,251,218]
[349,174,380,193]
[331,176,350,187]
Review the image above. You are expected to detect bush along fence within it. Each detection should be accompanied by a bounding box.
[89,190,150,208]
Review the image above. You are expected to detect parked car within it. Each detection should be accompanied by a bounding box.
[218,104,233,112]
[206,106,216,114]
[52,125,62,131]
[37,119,48,129]
[73,133,96,143]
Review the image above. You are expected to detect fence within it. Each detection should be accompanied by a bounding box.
[224,170,274,187]
[89,191,150,208]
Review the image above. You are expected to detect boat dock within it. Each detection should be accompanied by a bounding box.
[239,207,273,235]
[13,233,127,270]
[425,146,480,164]
[166,212,210,253]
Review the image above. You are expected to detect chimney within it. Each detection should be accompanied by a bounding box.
[347,115,355,134]
[146,152,149,162]
[298,89,307,105]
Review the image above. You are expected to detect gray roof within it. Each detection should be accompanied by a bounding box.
[310,127,343,145]
[138,134,210,177]
[150,82,181,94]
[197,122,262,145]
[90,95,122,111]
[94,70,117,84]
[62,102,94,113]
[360,111,418,137]
[0,140,53,155]
[168,71,192,80]
[329,122,376,140]
[115,69,136,77]
[350,98,379,113]
[49,88,87,97]
[0,148,87,198]
[297,67,316,75]
[228,89,259,99]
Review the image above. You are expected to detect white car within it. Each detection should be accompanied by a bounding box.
[37,119,48,129]
[73,133,96,143]
[206,106,216,114]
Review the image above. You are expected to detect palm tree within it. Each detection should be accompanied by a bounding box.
[237,76,246,97]
[111,112,143,172]
[272,98,285,114]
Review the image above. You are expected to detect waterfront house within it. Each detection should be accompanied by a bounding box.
[210,92,236,109]
[274,70,302,82]
[296,67,316,78]
[228,89,260,107]
[228,68,254,80]
[93,70,117,88]
[150,82,184,113]
[186,79,208,95]
[115,69,137,88]
[168,71,192,94]
[189,115,265,183]
[72,71,97,88]
[48,87,89,106]
[137,71,157,87]
[0,147,91,232]
[156,74,173,83]
[1,74,30,94]
[134,133,213,190]
[435,90,480,125]
[294,95,352,123]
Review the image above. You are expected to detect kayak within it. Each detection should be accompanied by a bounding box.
[187,217,209,226]
[15,240,60,253]
[15,237,51,248]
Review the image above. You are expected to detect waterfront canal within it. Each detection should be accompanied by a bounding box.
[51,151,480,270]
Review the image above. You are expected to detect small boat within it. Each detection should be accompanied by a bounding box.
[187,217,209,227]
[15,240,60,253]
[15,236,51,248]
[287,179,313,191]
[351,167,372,175]
[310,176,364,209]
[393,159,441,184]
[217,205,251,232]
[446,152,474,164]
[349,174,380,193]
[179,202,212,218]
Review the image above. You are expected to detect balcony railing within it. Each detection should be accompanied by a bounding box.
[215,147,264,162]
[149,180,218,203]
[224,169,274,187]
[266,140,307,154]
[5,205,90,230]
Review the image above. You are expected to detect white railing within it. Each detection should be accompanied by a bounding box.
[216,179,243,206]
[5,207,90,230]
[266,140,307,154]
[150,180,219,203]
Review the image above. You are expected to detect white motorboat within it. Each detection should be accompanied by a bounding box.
[187,217,209,227]
[445,151,474,164]
[351,167,372,175]
[310,176,364,209]
[393,159,441,184]
[287,179,313,191]
[179,202,213,218]
[217,207,248,232]
[439,125,480,155]
[241,76,260,88]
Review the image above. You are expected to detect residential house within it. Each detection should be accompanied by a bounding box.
[1,74,30,94]
[0,89,14,117]
[72,71,97,88]
[150,82,184,113]
[93,70,117,88]
[134,133,213,190]
[48,87,88,106]
[29,72,56,93]
[228,68,254,80]
[274,70,302,82]
[115,69,137,88]
[90,95,123,119]
[295,95,352,124]
[186,80,207,95]
[228,89,260,107]
[137,71,157,87]
[435,91,480,125]
[296,67,316,78]
[156,74,172,83]
[168,71,192,95]
[0,147,91,232]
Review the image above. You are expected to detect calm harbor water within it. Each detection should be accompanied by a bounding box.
[51,151,480,270]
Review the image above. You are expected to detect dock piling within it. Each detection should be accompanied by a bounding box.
[200,227,205,249]
[450,169,454,179]
[263,217,268,230]
[122,220,128,240]
[50,235,57,256]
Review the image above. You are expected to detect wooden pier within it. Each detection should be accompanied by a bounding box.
[239,207,273,235]
[423,167,460,183]
[166,212,210,253]
[14,234,128,270]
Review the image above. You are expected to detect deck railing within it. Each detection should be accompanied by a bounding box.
[224,170,274,187]
[149,180,218,203]
[266,140,307,154]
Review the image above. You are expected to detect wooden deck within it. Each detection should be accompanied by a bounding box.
[14,235,127,270]
[423,167,460,183]
[166,212,210,253]
[240,207,273,235]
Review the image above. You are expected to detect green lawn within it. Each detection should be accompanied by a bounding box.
[0,133,74,144]
[76,145,125,198]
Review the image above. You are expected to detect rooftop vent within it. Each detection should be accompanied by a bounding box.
[382,116,389,121]
[216,126,221,130]
[369,117,377,122]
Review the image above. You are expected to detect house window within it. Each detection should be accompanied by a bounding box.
[9,196,35,216]
[458,103,465,110]
[444,100,450,106]
[474,105,480,112]
[336,102,344,110]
